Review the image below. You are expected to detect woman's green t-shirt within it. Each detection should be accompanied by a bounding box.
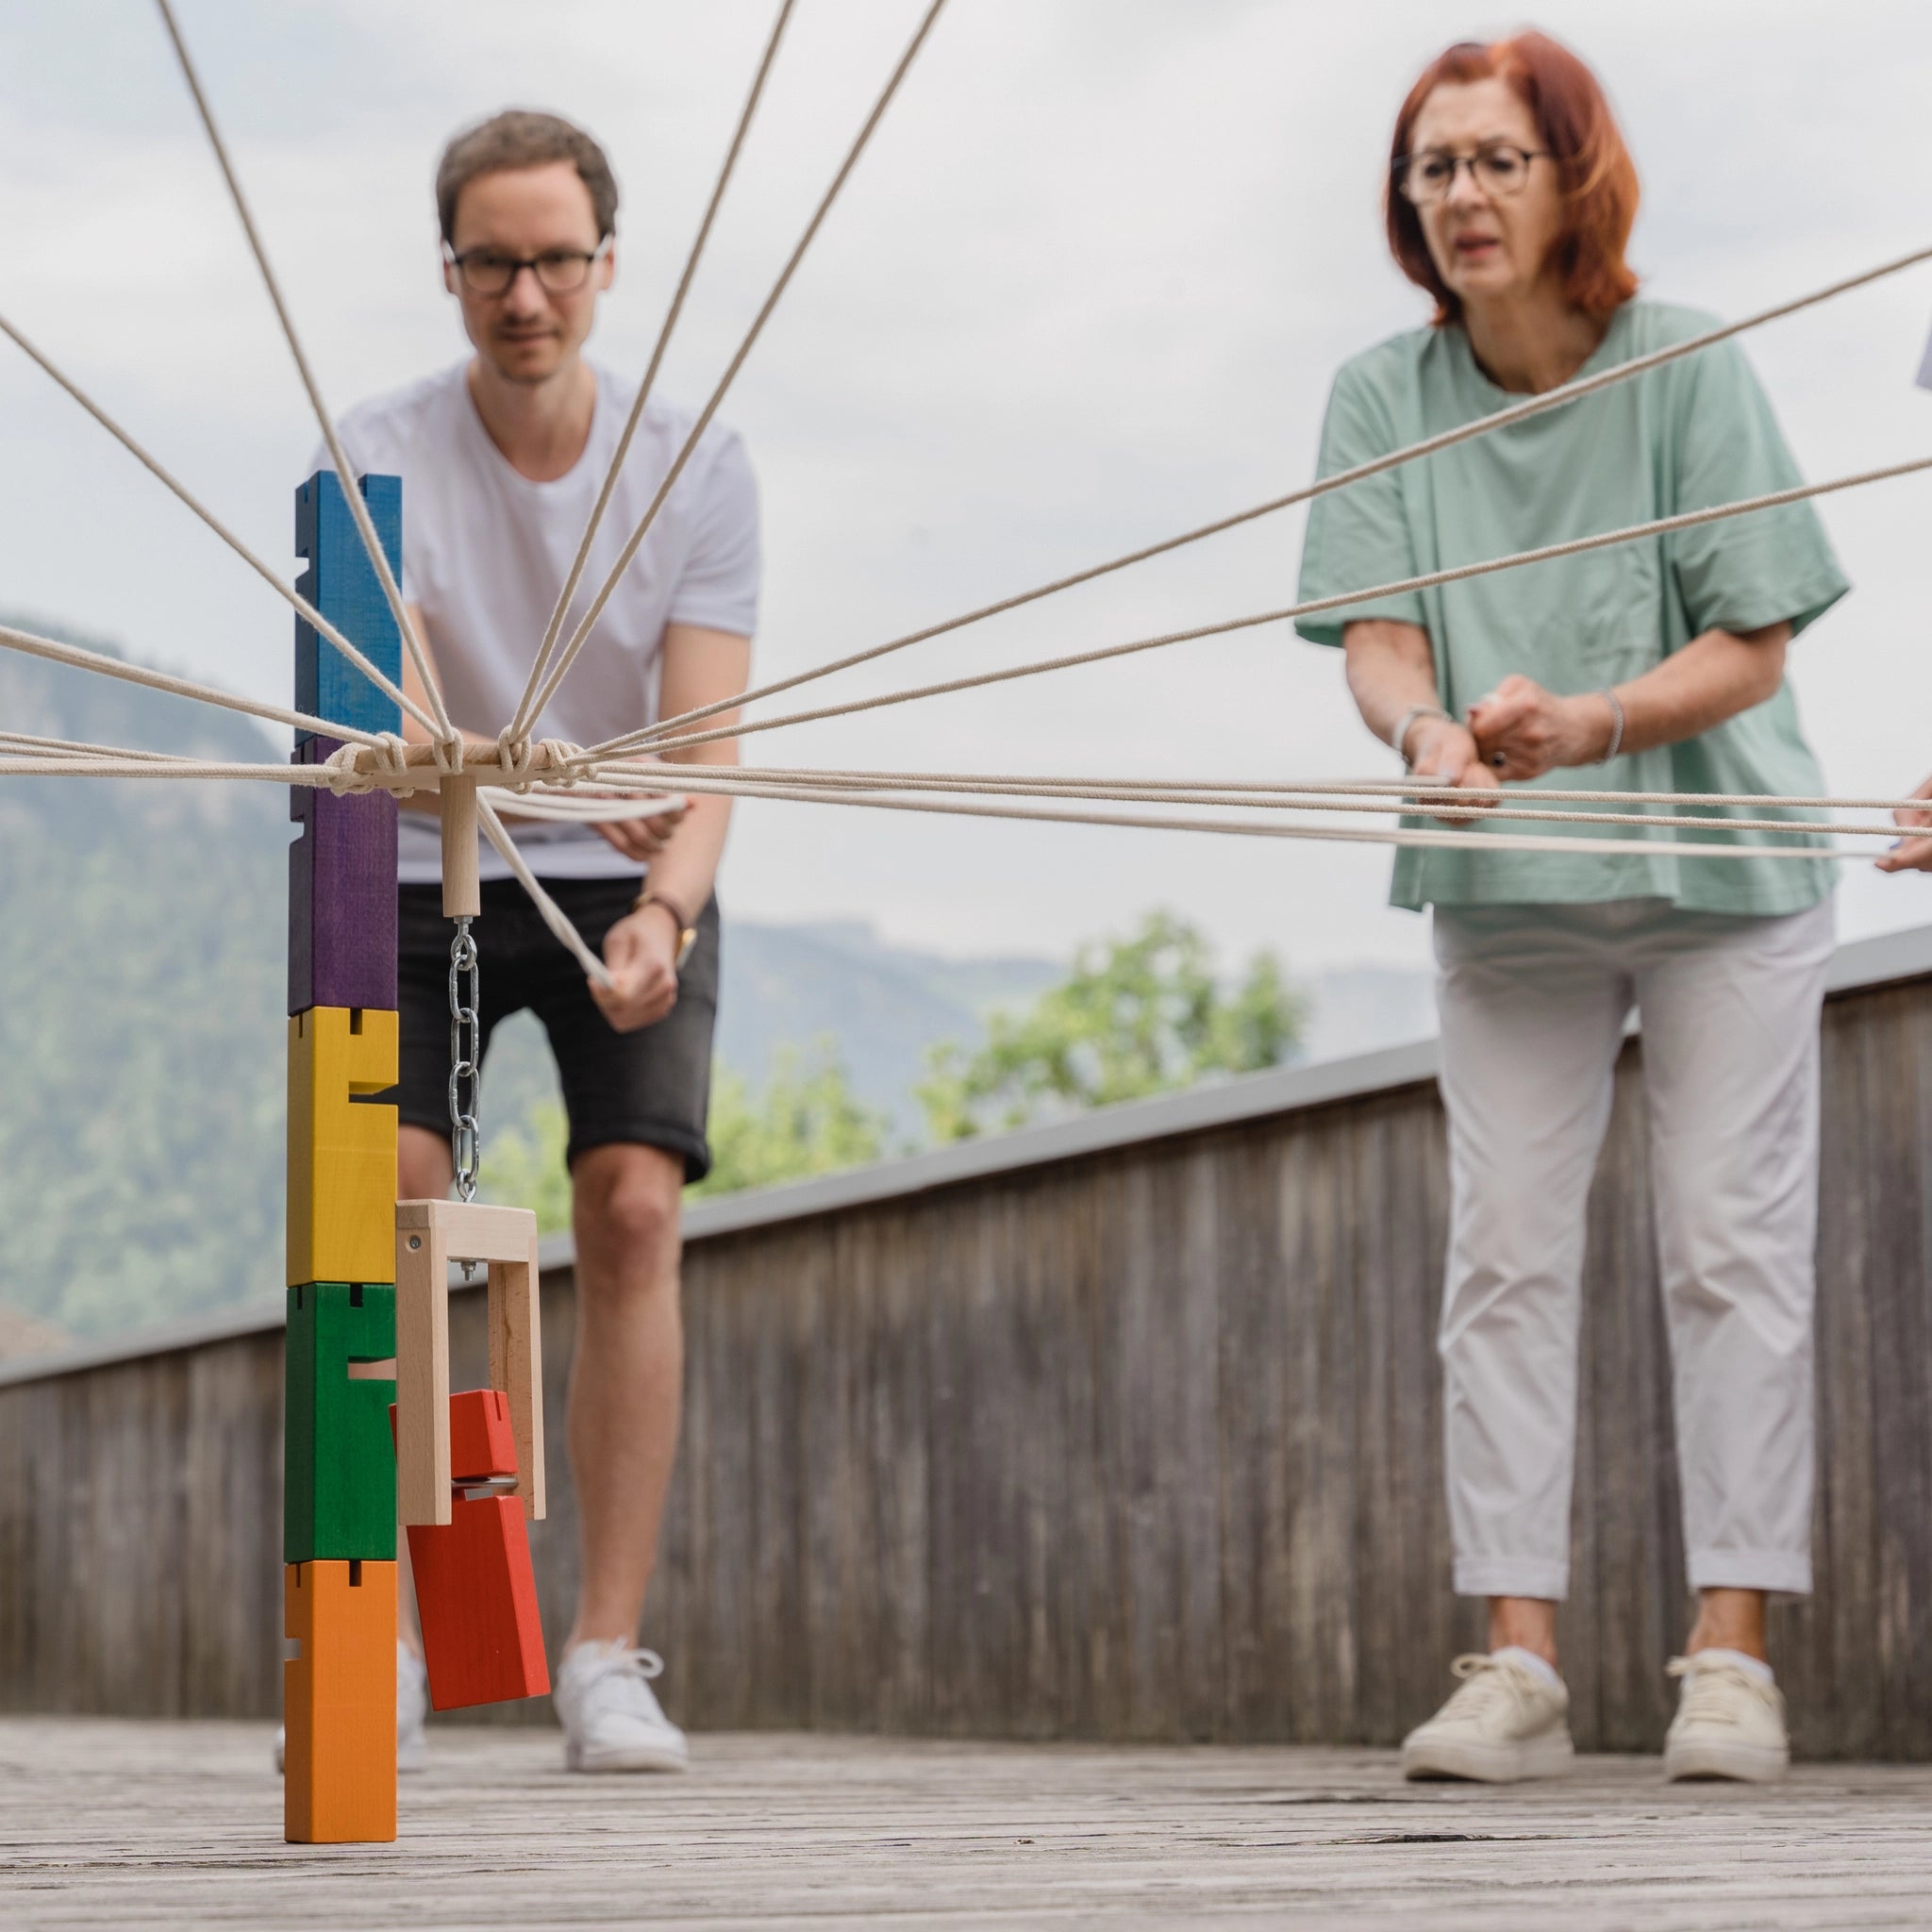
[1294,300,1848,914]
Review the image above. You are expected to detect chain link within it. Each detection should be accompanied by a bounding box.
[447,916,481,1205]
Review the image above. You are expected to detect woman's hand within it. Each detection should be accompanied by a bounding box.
[1875,772,1932,874]
[1470,675,1613,781]
[1406,716,1503,824]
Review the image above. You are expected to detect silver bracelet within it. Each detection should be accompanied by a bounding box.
[1598,688,1625,764]
[1390,703,1450,769]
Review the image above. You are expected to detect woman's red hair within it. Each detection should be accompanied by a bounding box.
[1386,31,1639,325]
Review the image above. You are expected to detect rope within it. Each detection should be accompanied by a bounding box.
[0,729,192,764]
[572,761,1880,840]
[475,796,616,988]
[153,0,458,747]
[0,310,436,736]
[639,240,1932,746]
[588,762,1932,816]
[505,0,797,746]
[515,0,950,734]
[583,447,1932,763]
[0,622,388,749]
[571,769,1867,865]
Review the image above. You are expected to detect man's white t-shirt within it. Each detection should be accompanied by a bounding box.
[321,359,759,883]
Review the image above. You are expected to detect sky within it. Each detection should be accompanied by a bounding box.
[4,0,1932,978]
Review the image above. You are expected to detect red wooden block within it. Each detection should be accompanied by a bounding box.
[449,1387,518,1484]
[389,1388,549,1710]
[408,1493,549,1710]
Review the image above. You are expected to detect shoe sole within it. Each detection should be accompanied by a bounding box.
[564,1740,689,1774]
[1402,1732,1574,1784]
[1664,1740,1788,1783]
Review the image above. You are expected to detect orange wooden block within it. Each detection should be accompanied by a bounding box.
[284,1559,397,1843]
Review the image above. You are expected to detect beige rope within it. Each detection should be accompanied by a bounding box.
[0,729,192,764]
[517,0,951,732]
[575,769,1865,865]
[153,0,457,748]
[573,761,1877,840]
[585,447,1932,763]
[0,623,387,748]
[0,310,435,736]
[475,796,616,989]
[588,762,1932,816]
[505,0,798,745]
[640,240,1932,746]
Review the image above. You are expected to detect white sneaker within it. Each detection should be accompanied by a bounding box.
[554,1641,689,1774]
[1663,1653,1789,1782]
[396,1641,429,1773]
[274,1640,429,1774]
[1402,1652,1574,1783]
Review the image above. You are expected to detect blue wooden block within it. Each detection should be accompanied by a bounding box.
[294,471,404,743]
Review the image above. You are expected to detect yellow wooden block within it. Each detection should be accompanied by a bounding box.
[288,1007,398,1286]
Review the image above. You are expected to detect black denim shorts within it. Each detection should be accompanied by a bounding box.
[396,877,720,1181]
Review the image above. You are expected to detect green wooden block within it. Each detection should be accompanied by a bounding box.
[285,1281,397,1562]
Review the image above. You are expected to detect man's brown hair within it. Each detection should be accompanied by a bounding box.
[435,109,619,246]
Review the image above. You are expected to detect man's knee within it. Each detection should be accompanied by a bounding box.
[572,1143,683,1274]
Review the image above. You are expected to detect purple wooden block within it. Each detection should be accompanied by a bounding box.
[289,738,399,1015]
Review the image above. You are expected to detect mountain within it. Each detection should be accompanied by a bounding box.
[0,619,1436,1350]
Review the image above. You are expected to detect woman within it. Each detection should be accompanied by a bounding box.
[1296,32,1847,1784]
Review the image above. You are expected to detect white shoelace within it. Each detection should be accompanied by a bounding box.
[573,1644,667,1710]
[1667,1656,1773,1729]
[1441,1652,1543,1724]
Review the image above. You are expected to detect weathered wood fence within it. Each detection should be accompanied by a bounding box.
[7,927,1932,1757]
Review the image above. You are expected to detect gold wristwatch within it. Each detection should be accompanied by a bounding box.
[633,888,698,969]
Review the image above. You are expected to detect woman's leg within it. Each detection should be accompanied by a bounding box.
[1633,898,1836,1634]
[1434,908,1633,1661]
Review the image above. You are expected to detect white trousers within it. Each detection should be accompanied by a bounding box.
[1432,895,1836,1601]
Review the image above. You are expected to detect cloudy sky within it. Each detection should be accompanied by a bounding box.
[4,0,1932,976]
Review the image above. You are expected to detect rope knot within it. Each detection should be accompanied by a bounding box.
[534,738,587,790]
[320,734,416,798]
[430,732,467,779]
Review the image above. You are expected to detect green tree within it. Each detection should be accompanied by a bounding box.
[479,1038,890,1231]
[917,910,1307,1143]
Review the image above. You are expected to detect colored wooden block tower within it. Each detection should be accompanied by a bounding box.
[280,472,551,1844]
[284,470,404,1844]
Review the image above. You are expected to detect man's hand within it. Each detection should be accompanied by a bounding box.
[1876,772,1932,874]
[591,906,681,1032]
[590,799,687,864]
[1406,716,1503,824]
[1469,675,1613,781]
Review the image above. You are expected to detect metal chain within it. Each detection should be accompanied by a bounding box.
[447,917,481,1205]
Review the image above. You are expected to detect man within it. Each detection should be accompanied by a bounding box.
[325,109,756,1773]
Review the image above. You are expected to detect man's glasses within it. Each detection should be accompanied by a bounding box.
[1395,145,1550,207]
[444,241,611,296]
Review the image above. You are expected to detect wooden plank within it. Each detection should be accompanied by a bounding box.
[395,1211,452,1527]
[487,1236,545,1521]
[11,1721,1932,1929]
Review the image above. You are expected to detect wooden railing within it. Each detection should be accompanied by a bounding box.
[7,926,1932,1757]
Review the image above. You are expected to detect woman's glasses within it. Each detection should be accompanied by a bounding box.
[444,242,611,296]
[1395,145,1550,207]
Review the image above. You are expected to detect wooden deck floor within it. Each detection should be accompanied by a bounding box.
[4,1720,1932,1929]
